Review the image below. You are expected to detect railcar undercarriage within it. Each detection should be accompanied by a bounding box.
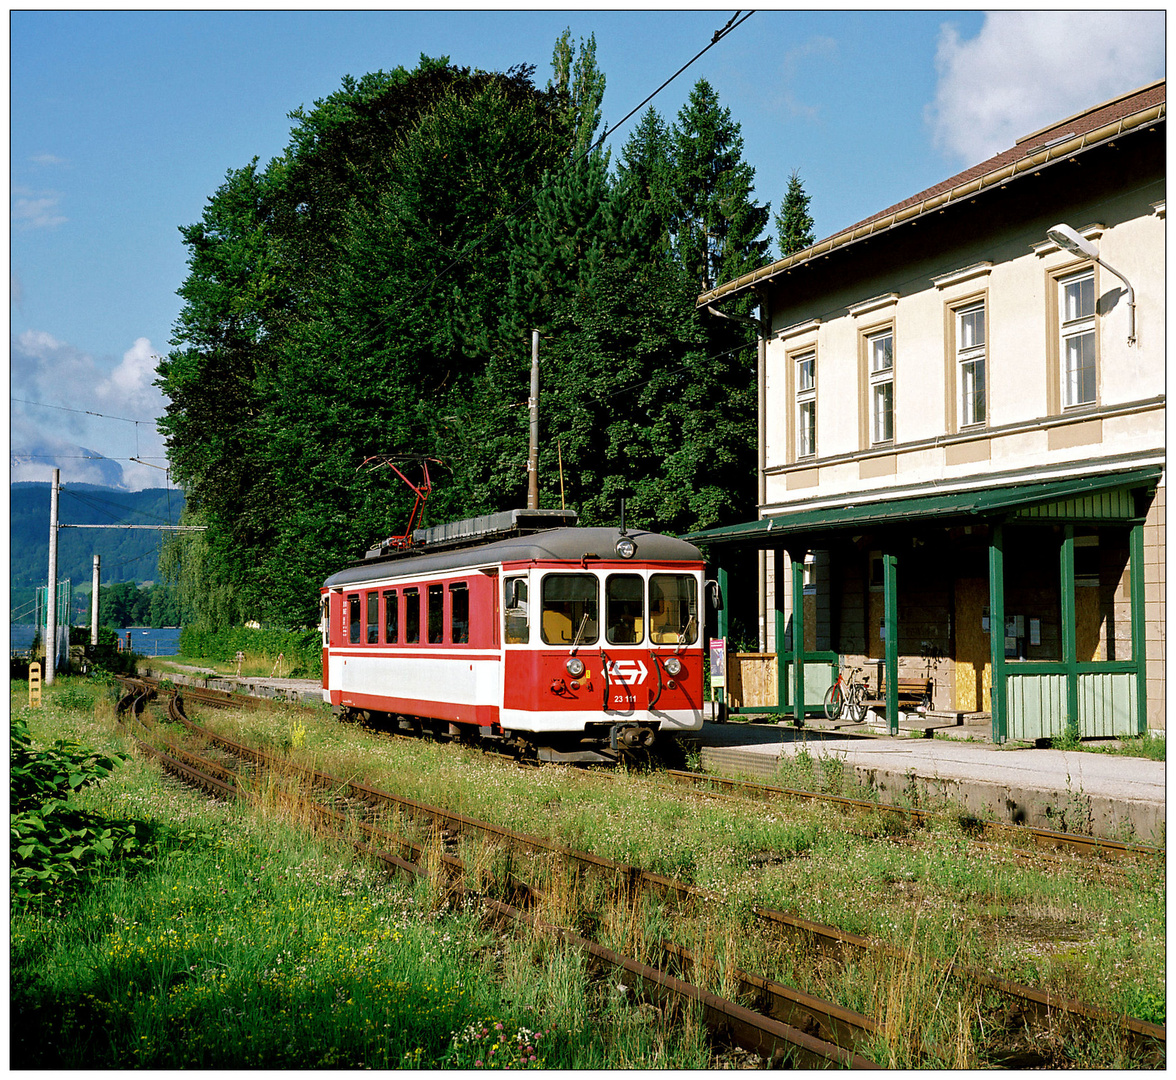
[335,706,684,767]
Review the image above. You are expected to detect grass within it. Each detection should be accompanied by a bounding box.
[10,680,714,1069]
[12,676,1166,1067]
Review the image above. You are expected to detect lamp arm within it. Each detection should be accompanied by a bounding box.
[1094,257,1136,345]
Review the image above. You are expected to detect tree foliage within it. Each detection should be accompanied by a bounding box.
[775,168,816,258]
[159,49,777,628]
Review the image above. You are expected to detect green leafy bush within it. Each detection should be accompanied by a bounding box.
[9,716,169,903]
[179,624,321,678]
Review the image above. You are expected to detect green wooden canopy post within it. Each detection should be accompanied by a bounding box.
[772,549,786,714]
[1129,522,1148,733]
[988,525,1007,744]
[717,565,729,642]
[882,551,898,735]
[1059,525,1079,738]
[791,548,806,727]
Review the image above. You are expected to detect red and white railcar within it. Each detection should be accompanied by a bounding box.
[321,511,707,761]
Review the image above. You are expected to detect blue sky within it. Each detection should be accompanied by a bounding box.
[9,8,1165,490]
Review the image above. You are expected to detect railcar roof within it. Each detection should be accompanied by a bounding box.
[322,527,705,588]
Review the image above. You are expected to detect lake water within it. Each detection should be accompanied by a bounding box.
[10,624,183,657]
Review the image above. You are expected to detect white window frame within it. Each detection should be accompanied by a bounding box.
[795,350,816,459]
[867,328,894,445]
[1059,268,1096,407]
[955,300,986,427]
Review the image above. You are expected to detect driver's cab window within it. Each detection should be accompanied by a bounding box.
[606,574,644,645]
[649,574,698,644]
[504,576,529,644]
[541,574,599,645]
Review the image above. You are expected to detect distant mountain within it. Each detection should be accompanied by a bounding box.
[9,442,128,488]
[10,483,187,598]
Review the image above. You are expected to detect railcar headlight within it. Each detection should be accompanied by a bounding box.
[615,536,636,559]
[565,657,586,678]
[664,656,683,677]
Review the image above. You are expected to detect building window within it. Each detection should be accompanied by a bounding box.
[867,329,894,444]
[795,350,816,458]
[956,301,986,426]
[1060,268,1096,407]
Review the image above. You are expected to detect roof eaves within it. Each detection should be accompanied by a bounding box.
[698,99,1165,310]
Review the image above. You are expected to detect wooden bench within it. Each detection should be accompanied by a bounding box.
[862,677,933,710]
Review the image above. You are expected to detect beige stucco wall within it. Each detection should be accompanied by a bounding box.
[762,202,1165,510]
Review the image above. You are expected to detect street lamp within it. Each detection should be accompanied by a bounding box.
[1047,223,1136,345]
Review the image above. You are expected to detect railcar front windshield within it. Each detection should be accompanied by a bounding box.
[541,574,599,645]
[606,574,644,644]
[649,574,698,644]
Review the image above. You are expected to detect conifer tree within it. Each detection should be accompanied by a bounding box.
[669,79,770,292]
[774,168,816,258]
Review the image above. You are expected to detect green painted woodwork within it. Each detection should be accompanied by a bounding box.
[882,551,898,735]
[1130,522,1147,733]
[988,526,1007,743]
[1015,486,1138,520]
[792,550,806,727]
[1060,525,1079,738]
[683,467,1160,546]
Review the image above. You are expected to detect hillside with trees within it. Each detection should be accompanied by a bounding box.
[159,41,808,631]
[11,483,186,623]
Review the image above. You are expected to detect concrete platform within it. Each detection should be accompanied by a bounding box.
[688,717,1165,844]
[141,664,326,707]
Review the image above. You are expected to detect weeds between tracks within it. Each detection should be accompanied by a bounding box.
[11,676,1165,1068]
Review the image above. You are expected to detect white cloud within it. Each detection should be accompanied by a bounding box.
[12,188,67,229]
[30,153,67,167]
[928,11,1166,164]
[11,331,172,490]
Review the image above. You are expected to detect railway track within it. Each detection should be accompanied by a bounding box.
[117,676,1166,1066]
[114,678,879,1069]
[132,673,1164,864]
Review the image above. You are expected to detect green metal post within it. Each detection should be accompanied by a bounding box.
[882,551,898,735]
[716,565,729,718]
[792,550,806,727]
[988,526,1006,743]
[1060,525,1078,738]
[773,549,787,711]
[1129,522,1147,734]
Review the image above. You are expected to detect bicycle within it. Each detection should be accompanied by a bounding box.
[824,664,868,722]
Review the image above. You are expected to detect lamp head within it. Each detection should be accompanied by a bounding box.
[1047,223,1099,259]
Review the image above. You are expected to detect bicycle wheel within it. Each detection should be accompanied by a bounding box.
[823,682,844,721]
[847,683,867,723]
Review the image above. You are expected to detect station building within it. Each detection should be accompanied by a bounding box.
[687,80,1165,741]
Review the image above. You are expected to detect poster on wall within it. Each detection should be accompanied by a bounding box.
[709,638,727,687]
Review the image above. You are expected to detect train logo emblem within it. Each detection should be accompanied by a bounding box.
[607,659,648,685]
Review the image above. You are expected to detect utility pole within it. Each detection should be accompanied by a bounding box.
[45,468,60,685]
[527,329,540,510]
[91,554,101,647]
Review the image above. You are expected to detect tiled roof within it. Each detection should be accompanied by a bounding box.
[845,79,1166,235]
[699,79,1165,308]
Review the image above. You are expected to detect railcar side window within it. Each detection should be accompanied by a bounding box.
[348,594,361,644]
[541,574,599,645]
[606,574,644,644]
[404,588,421,644]
[504,576,529,644]
[449,583,469,643]
[428,584,444,644]
[383,590,398,643]
[649,574,698,644]
[366,592,379,644]
[320,596,329,647]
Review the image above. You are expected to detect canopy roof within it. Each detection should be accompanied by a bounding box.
[682,467,1162,548]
